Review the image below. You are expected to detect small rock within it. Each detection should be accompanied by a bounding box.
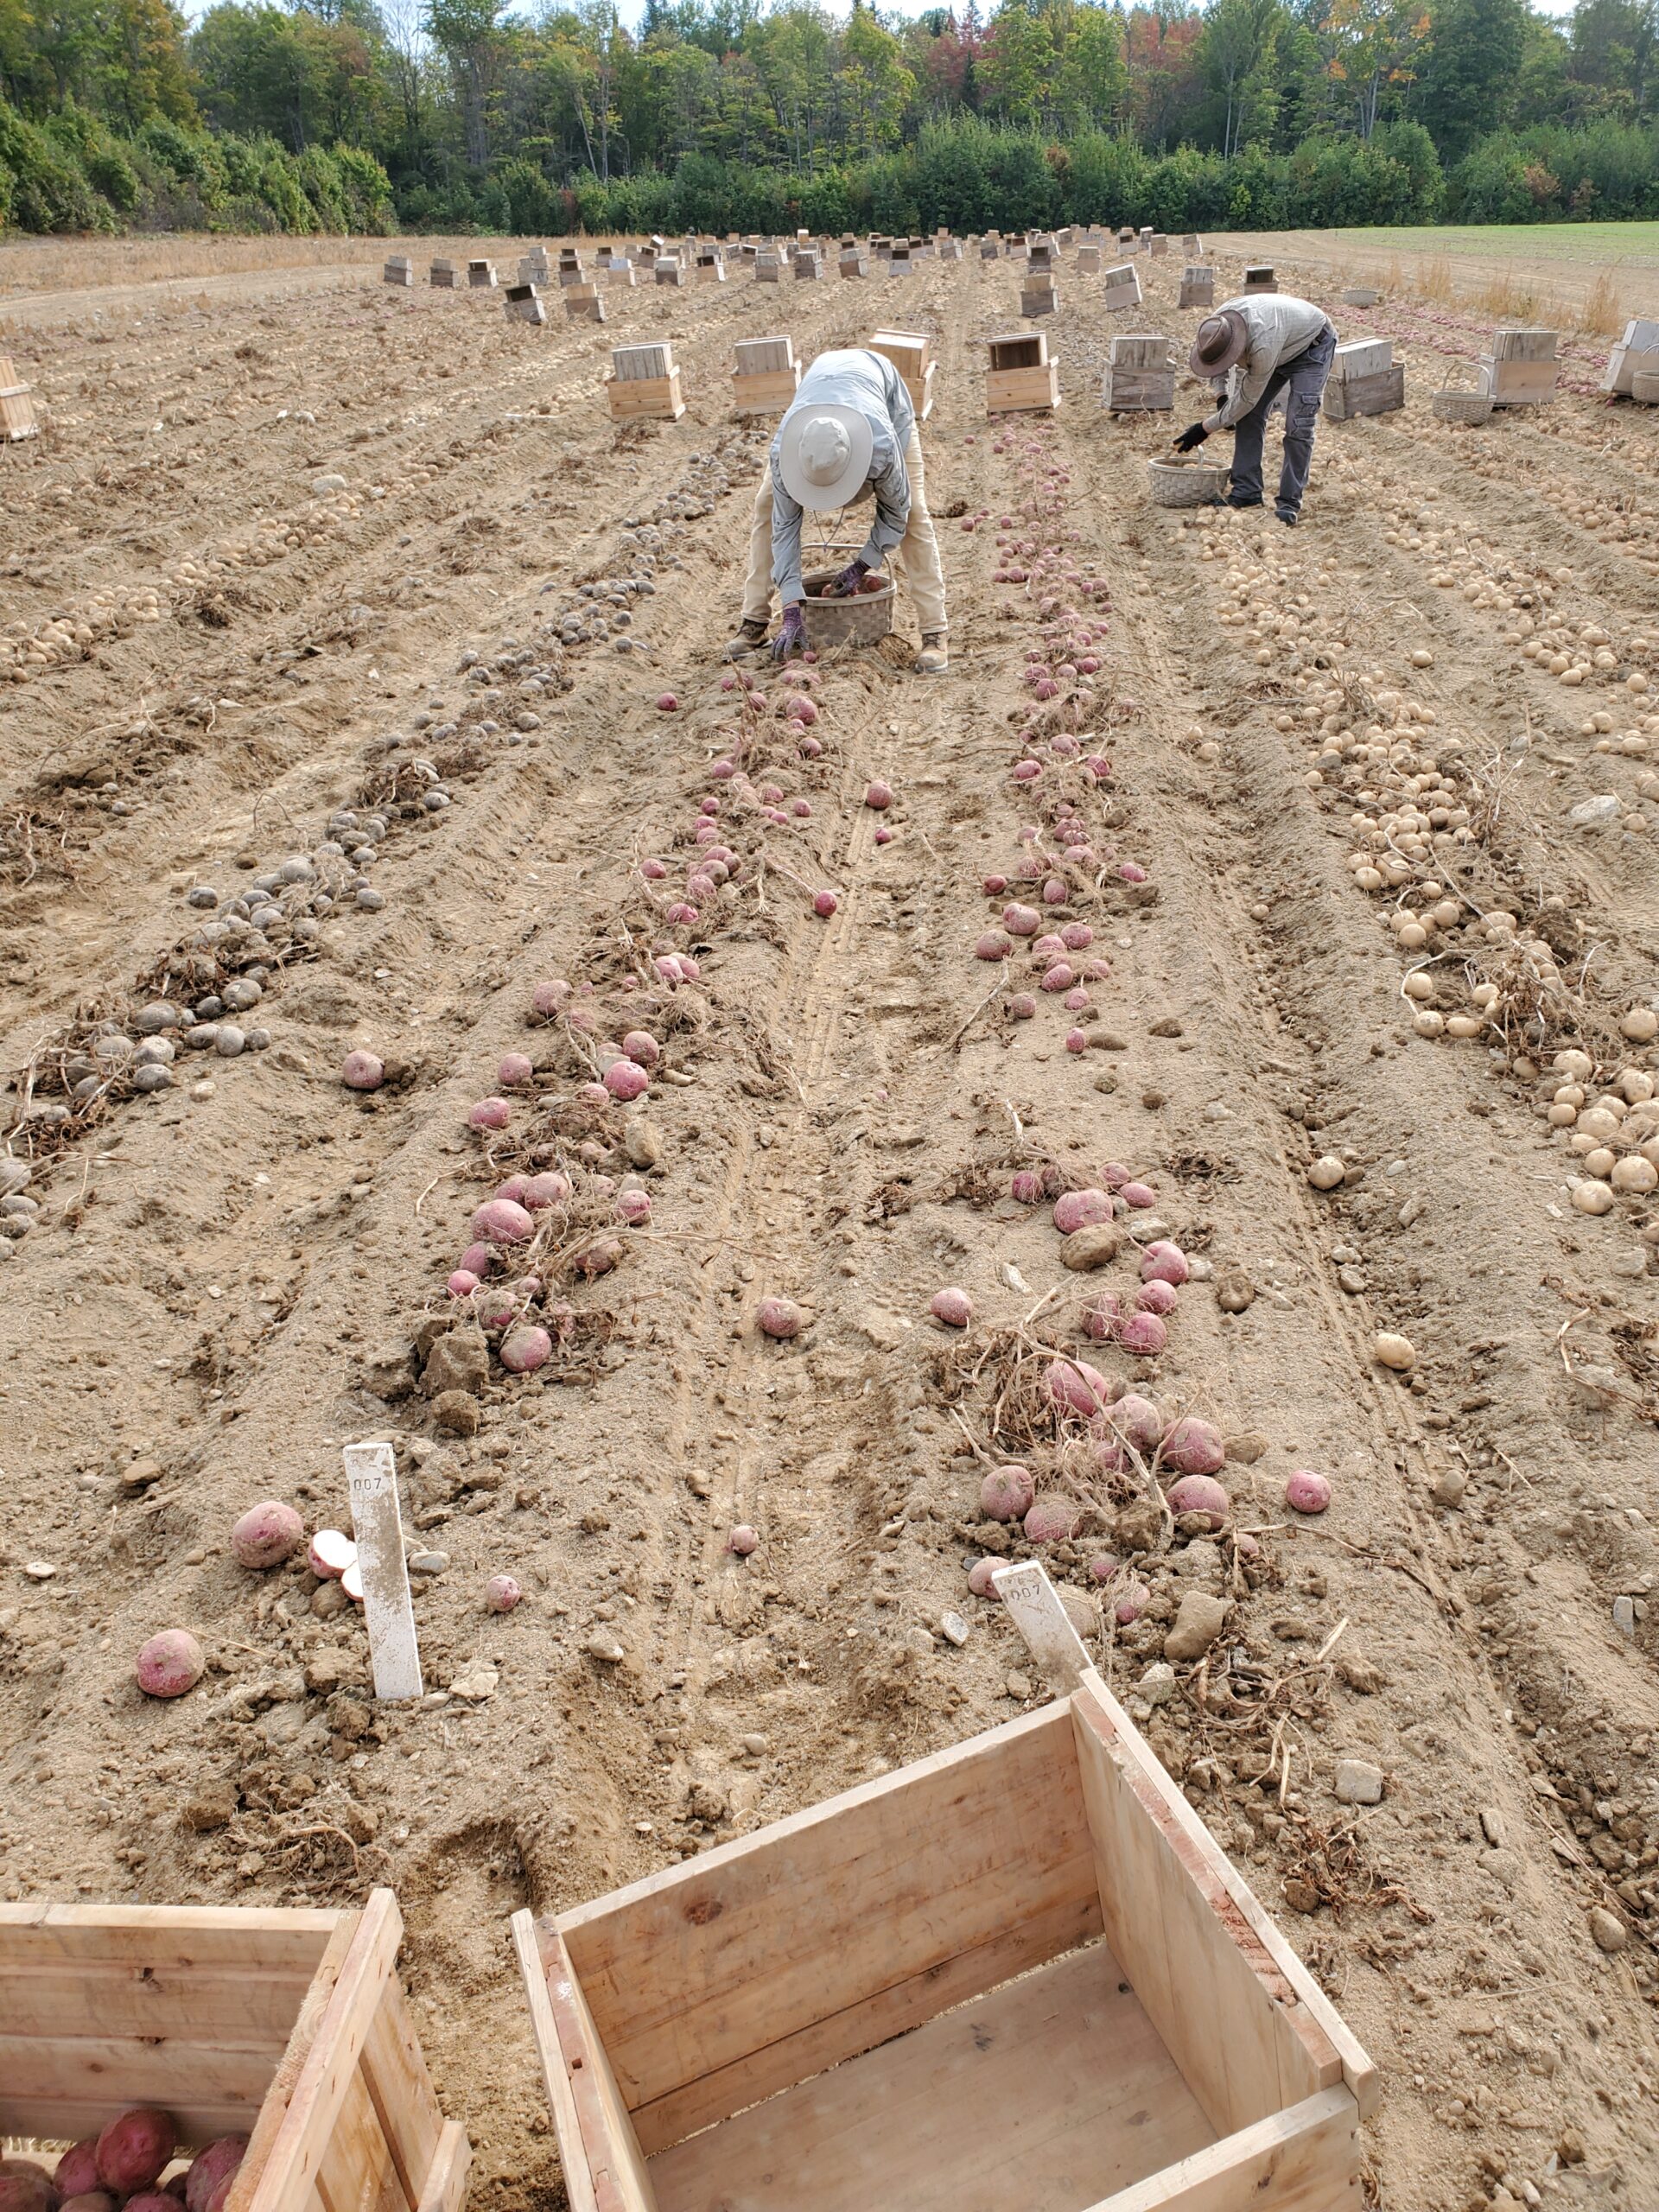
[1373,1331,1416,1373]
[939,1610,969,1647]
[1005,1670,1033,1700]
[1170,1539,1223,1581]
[1163,1591,1229,1662]
[586,1636,626,1664]
[423,1325,489,1396]
[1137,1661,1177,1707]
[1282,1876,1320,1914]
[23,1561,55,1581]
[740,1733,770,1758]
[624,1116,665,1168]
[1224,1429,1267,1465]
[1478,1807,1505,1848]
[1589,1906,1628,1953]
[1336,1652,1383,1694]
[431,1389,480,1436]
[1431,1465,1468,1508]
[311,1580,350,1618]
[304,1649,354,1694]
[1216,1268,1255,1313]
[449,1668,499,1701]
[1612,1595,1637,1639]
[1334,1758,1384,1806]
[407,1549,449,1576]
[1059,1223,1122,1271]
[181,1783,238,1833]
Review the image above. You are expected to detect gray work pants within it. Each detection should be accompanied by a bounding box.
[1227,322,1336,517]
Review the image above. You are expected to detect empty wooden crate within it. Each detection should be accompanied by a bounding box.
[607,343,685,421]
[1479,326,1559,404]
[1179,264,1214,310]
[870,327,937,420]
[467,259,496,289]
[513,1673,1373,2212]
[987,331,1059,415]
[563,283,604,324]
[0,356,39,442]
[383,256,413,287]
[1103,334,1175,411]
[0,1891,470,2212]
[1242,264,1276,294]
[429,259,458,287]
[733,336,800,416]
[1102,263,1142,311]
[505,282,547,325]
[1323,337,1402,419]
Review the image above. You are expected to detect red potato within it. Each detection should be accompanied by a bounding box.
[135,1630,203,1700]
[0,2163,57,2212]
[457,1241,493,1275]
[756,1295,803,1339]
[486,1574,524,1612]
[1024,1494,1083,1545]
[604,1058,650,1102]
[1053,1188,1112,1234]
[1166,1474,1230,1528]
[656,693,678,712]
[728,1525,760,1556]
[308,1529,355,1580]
[342,1560,365,1605]
[967,1558,1001,1598]
[470,1198,533,1244]
[1101,1392,1164,1456]
[813,889,838,918]
[1009,1168,1044,1204]
[54,2151,99,2201]
[184,2140,247,2212]
[448,1268,481,1298]
[126,2195,181,2212]
[1046,1356,1114,1417]
[500,1325,552,1374]
[97,2112,177,2196]
[865,779,893,809]
[498,1053,534,1088]
[522,1171,572,1209]
[531,979,572,1018]
[468,1096,512,1131]
[59,2196,115,2212]
[1115,1312,1167,1357]
[340,1050,384,1092]
[1285,1469,1332,1515]
[930,1287,973,1328]
[1140,1239,1189,1286]
[1161,1416,1226,1477]
[1121,1181,1157,1209]
[980,1464,1035,1521]
[230,1500,303,1571]
[620,1029,660,1067]
[1136,1280,1179,1317]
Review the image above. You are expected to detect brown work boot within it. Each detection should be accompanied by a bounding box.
[723,618,768,659]
[913,631,949,675]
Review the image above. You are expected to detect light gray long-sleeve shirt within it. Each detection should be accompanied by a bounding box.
[769,349,915,607]
[1202,295,1333,433]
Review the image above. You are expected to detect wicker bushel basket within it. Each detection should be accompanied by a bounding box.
[801,568,895,649]
[1147,455,1225,508]
[1432,369,1495,425]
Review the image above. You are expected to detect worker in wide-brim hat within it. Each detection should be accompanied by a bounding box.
[1173,295,1338,526]
[728,347,948,672]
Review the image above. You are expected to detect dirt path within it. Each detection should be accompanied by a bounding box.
[3,239,1657,2212]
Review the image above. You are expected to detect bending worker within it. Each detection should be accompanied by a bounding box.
[1173,292,1338,526]
[727,346,948,672]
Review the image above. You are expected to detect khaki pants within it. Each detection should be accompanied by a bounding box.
[741,425,947,636]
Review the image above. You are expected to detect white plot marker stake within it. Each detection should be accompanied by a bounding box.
[343,1440,423,1701]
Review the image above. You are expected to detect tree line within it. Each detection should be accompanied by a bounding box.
[1,0,1656,237]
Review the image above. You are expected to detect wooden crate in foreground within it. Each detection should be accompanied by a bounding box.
[514,1669,1374,2212]
[987,330,1059,415]
[0,1888,469,2212]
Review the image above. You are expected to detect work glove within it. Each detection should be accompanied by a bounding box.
[1173,421,1209,454]
[770,601,806,664]
[823,559,869,600]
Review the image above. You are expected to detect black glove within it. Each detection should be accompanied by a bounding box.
[770,602,806,664]
[1173,421,1209,454]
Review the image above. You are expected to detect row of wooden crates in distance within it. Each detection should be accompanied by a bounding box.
[0,1669,1375,2212]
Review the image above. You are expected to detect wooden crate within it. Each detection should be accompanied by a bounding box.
[869,329,936,422]
[1478,353,1557,405]
[383,257,413,287]
[733,338,799,416]
[1103,367,1175,411]
[1103,264,1142,311]
[1323,364,1404,419]
[794,252,823,281]
[563,284,604,324]
[1077,246,1101,275]
[514,1673,1373,2212]
[0,358,39,442]
[1021,281,1058,317]
[838,252,868,277]
[429,260,458,288]
[1148,234,1168,257]
[653,258,687,287]
[1242,264,1276,294]
[606,369,685,422]
[0,1891,470,2212]
[987,333,1060,415]
[505,283,546,326]
[467,260,496,289]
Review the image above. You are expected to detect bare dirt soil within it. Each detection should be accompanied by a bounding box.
[3,237,1659,2212]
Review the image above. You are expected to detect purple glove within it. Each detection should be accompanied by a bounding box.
[823,559,869,599]
[770,601,806,663]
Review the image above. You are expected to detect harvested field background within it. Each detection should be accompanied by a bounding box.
[2,232,1658,2212]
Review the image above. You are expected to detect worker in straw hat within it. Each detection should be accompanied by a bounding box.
[1173,295,1338,526]
[727,347,948,672]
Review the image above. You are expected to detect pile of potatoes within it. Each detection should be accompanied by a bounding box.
[1,2111,245,2212]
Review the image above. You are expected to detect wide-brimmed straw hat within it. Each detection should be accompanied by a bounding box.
[777,403,874,511]
[1188,308,1249,379]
